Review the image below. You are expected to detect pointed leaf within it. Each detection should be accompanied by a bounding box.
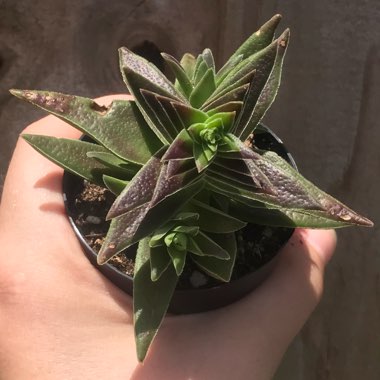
[171,102,208,128]
[236,29,290,140]
[150,244,172,281]
[189,199,246,232]
[191,233,237,281]
[161,129,194,161]
[193,59,209,85]
[11,90,161,164]
[189,68,216,108]
[119,48,186,144]
[217,14,282,84]
[206,69,255,107]
[98,176,205,262]
[162,52,193,97]
[202,48,215,71]
[216,54,244,85]
[22,134,126,186]
[102,175,129,195]
[180,53,197,79]
[192,232,230,259]
[203,84,249,112]
[167,245,187,276]
[140,90,179,141]
[134,238,178,362]
[107,151,164,219]
[87,151,139,178]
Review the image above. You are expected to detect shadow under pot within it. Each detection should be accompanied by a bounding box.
[62,124,296,314]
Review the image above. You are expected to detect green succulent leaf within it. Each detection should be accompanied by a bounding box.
[217,14,282,84]
[235,29,290,140]
[134,238,178,362]
[203,84,249,112]
[189,199,246,233]
[119,47,187,144]
[191,232,237,281]
[22,135,128,186]
[140,90,180,141]
[97,171,204,263]
[179,53,197,79]
[206,150,373,228]
[205,69,255,108]
[161,129,194,161]
[202,48,215,71]
[87,151,140,178]
[161,52,193,97]
[189,68,216,108]
[11,90,161,164]
[193,59,209,85]
[102,175,129,195]
[191,232,230,259]
[167,245,187,276]
[149,244,171,281]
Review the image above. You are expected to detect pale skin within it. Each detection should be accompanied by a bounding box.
[0,95,337,380]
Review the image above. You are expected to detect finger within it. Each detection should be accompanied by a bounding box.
[220,228,337,375]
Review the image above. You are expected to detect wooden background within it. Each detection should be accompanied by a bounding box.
[1,1,379,378]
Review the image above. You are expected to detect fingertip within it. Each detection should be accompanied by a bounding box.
[297,228,337,267]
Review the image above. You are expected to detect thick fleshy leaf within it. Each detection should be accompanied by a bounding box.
[205,69,255,107]
[98,177,204,263]
[189,68,216,108]
[179,53,197,79]
[192,232,230,259]
[119,48,186,144]
[149,245,171,281]
[161,53,193,97]
[215,54,244,85]
[102,175,128,195]
[235,29,290,140]
[216,36,279,100]
[134,238,178,362]
[11,90,161,164]
[203,84,249,112]
[193,59,209,85]
[189,199,246,233]
[161,129,194,161]
[206,150,373,227]
[22,135,128,186]
[171,102,208,128]
[107,152,164,219]
[140,90,179,141]
[228,200,356,228]
[201,48,215,71]
[191,232,237,281]
[217,14,282,84]
[206,101,243,116]
[87,151,139,178]
[167,245,187,276]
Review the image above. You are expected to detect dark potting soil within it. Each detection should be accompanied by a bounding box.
[70,127,293,290]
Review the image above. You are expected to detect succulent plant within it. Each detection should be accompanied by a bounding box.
[11,14,372,361]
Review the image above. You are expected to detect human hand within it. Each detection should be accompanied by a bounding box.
[0,95,336,380]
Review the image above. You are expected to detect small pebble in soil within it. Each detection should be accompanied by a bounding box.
[85,215,102,224]
[190,270,208,288]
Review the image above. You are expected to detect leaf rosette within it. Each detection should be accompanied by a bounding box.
[11,14,373,362]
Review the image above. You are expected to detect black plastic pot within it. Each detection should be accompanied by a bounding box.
[62,125,296,314]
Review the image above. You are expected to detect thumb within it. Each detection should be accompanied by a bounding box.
[226,228,337,369]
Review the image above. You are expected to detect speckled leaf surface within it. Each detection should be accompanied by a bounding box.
[236,30,290,140]
[191,232,237,281]
[134,238,178,362]
[11,90,161,164]
[22,134,128,185]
